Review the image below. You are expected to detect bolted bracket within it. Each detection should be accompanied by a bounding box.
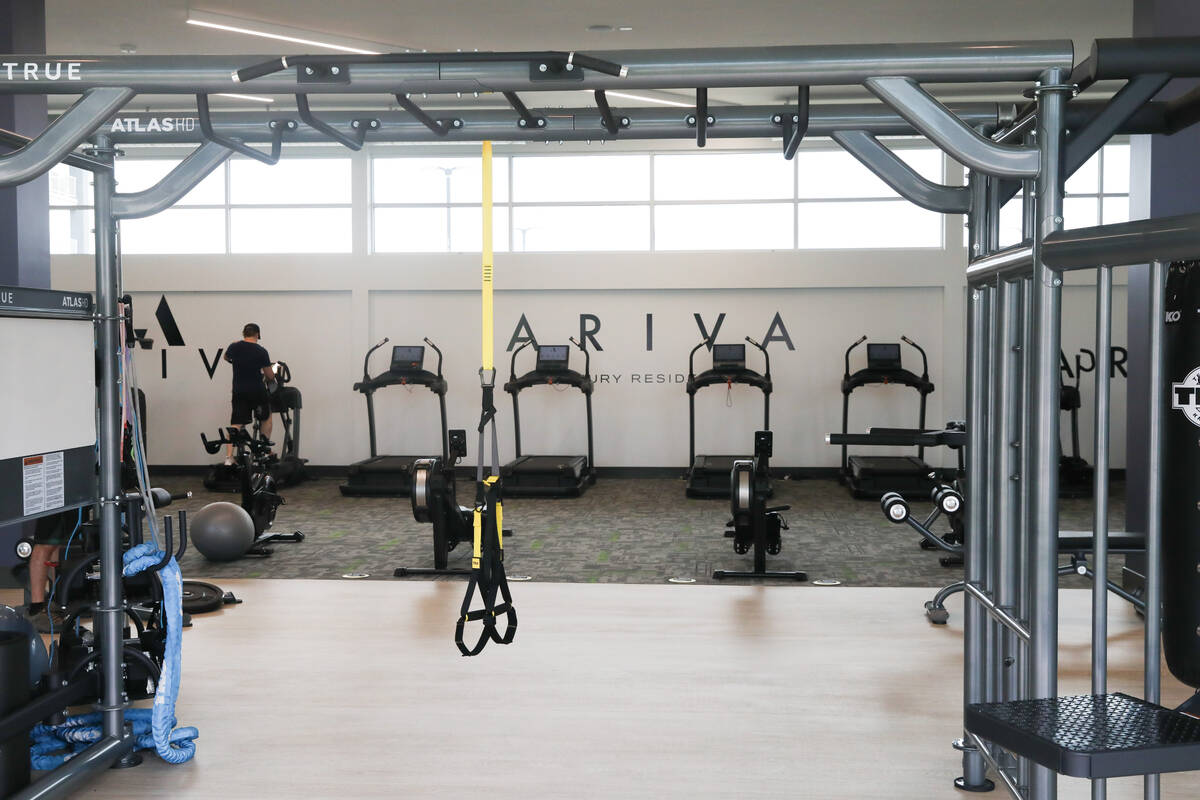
[530,58,583,81]
[297,63,350,84]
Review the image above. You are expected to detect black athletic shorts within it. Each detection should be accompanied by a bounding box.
[231,389,271,425]
[33,510,75,547]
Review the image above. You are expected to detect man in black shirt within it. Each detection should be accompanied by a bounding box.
[222,323,277,464]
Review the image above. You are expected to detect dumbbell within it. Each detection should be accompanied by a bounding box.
[880,492,910,524]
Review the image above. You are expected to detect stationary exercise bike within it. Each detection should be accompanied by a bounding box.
[712,431,807,581]
[201,426,304,557]
[204,361,308,491]
[395,429,474,578]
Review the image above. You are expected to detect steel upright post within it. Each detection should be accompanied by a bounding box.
[90,134,129,752]
[1091,261,1113,800]
[1143,259,1167,800]
[993,277,1021,708]
[960,170,993,791]
[1028,68,1069,800]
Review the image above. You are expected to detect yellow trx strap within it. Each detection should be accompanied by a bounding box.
[481,140,494,372]
[457,141,516,657]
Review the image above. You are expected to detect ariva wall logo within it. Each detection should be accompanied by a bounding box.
[146,295,227,380]
[1060,347,1128,379]
[110,117,197,133]
[1171,366,1200,428]
[506,311,796,352]
[1,62,81,81]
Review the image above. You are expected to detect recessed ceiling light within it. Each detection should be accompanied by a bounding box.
[617,26,634,32]
[185,9,405,55]
[587,24,614,32]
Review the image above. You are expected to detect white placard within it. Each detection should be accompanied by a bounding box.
[0,318,97,462]
[22,451,64,516]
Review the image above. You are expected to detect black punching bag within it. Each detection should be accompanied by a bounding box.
[1163,260,1200,689]
[0,631,31,796]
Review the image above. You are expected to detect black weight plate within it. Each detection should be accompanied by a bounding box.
[181,580,225,614]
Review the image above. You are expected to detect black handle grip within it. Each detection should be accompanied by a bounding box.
[234,58,287,84]
[567,52,628,78]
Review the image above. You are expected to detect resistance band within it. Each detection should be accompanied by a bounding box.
[455,140,517,657]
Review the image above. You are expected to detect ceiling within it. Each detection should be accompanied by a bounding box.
[40,0,1136,112]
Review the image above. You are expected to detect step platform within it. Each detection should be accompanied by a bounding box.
[966,693,1200,779]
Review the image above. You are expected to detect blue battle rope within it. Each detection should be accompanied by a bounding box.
[30,544,197,768]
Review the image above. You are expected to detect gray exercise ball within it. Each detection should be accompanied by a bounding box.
[0,605,50,689]
[191,502,255,562]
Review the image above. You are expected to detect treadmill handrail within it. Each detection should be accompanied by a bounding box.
[505,369,594,395]
[843,334,868,378]
[424,336,444,378]
[362,337,390,382]
[842,367,934,394]
[687,367,772,394]
[569,336,592,379]
[688,336,711,379]
[508,338,536,382]
[746,336,771,380]
[901,335,929,380]
[354,369,448,395]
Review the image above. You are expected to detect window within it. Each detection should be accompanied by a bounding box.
[372,156,511,253]
[370,145,944,254]
[229,157,352,254]
[997,142,1131,247]
[794,147,944,249]
[49,154,352,255]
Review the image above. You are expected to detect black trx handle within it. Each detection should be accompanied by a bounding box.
[455,479,517,656]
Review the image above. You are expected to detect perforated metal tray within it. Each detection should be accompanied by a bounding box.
[966,693,1200,779]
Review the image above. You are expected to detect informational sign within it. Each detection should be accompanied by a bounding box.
[22,451,65,516]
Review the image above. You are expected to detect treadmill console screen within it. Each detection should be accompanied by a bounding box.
[536,345,570,371]
[712,344,746,371]
[390,345,425,372]
[867,343,902,370]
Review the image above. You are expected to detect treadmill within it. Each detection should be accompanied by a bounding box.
[686,336,772,499]
[500,338,596,498]
[838,335,936,499]
[339,337,449,497]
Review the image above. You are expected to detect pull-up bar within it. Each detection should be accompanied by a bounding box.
[0,41,1074,95]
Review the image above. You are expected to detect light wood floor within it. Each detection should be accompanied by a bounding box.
[8,582,1200,799]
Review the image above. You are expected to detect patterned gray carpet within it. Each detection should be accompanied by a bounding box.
[156,473,1126,588]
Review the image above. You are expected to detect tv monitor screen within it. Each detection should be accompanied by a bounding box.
[536,344,570,371]
[390,345,425,372]
[867,343,902,370]
[712,344,746,371]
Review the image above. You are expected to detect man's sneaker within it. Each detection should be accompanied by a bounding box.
[24,606,64,635]
[224,457,234,467]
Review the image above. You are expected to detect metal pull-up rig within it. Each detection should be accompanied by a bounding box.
[2,36,1200,800]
